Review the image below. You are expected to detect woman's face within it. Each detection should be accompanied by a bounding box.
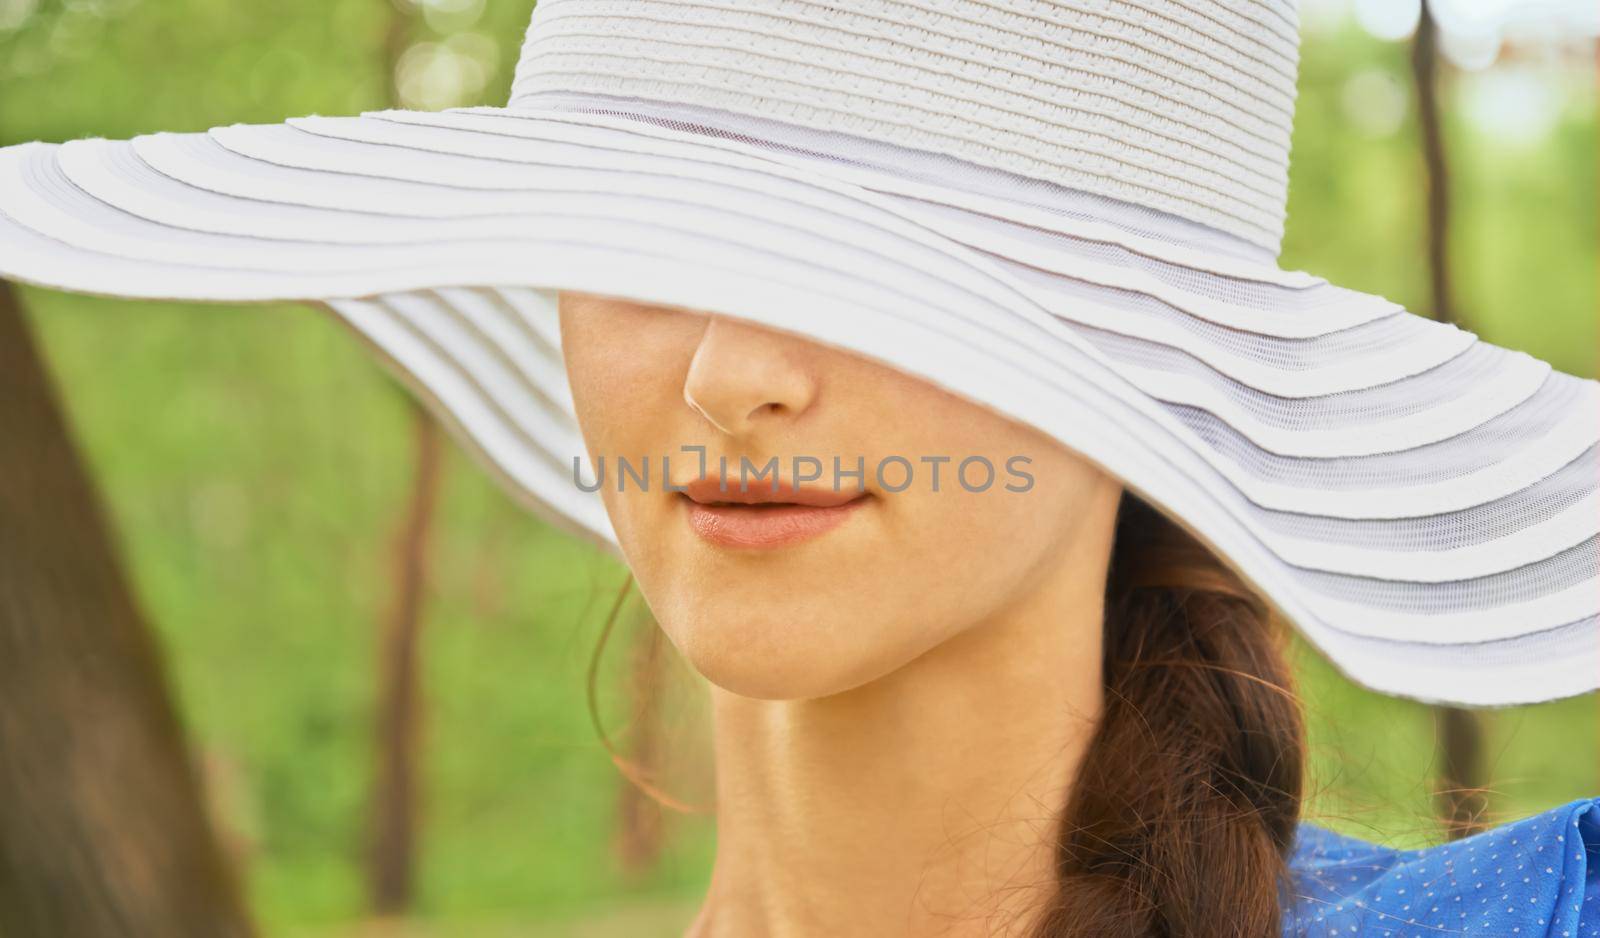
[559,292,1122,700]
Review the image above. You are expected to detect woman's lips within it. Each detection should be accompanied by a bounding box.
[677,478,869,549]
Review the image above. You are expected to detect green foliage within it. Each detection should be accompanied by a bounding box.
[1283,22,1597,378]
[2,4,1594,934]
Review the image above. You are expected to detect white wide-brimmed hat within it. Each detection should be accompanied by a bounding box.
[2,0,1595,707]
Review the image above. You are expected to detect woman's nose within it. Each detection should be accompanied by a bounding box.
[682,317,818,438]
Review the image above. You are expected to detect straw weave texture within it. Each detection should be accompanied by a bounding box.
[512,0,1300,250]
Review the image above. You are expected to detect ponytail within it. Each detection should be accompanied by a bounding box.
[1033,494,1305,937]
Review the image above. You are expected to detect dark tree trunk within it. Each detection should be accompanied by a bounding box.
[0,282,256,938]
[367,402,442,915]
[1411,2,1459,328]
[1412,2,1486,840]
[364,0,441,916]
[1435,707,1488,838]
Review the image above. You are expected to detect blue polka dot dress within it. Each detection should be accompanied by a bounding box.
[1283,798,1600,937]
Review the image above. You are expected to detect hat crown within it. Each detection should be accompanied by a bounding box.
[509,0,1300,254]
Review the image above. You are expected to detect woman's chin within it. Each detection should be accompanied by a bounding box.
[671,619,910,702]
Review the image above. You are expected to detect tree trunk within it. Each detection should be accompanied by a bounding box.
[0,282,256,938]
[1435,706,1488,838]
[1412,2,1487,840]
[367,401,442,915]
[1411,2,1459,328]
[363,0,443,916]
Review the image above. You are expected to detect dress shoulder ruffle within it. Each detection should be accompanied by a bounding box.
[1283,797,1600,936]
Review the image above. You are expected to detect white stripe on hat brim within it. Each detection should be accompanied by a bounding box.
[324,295,613,544]
[1298,614,1600,708]
[1098,344,1550,458]
[382,290,579,444]
[1307,575,1598,646]
[433,285,575,414]
[133,131,525,219]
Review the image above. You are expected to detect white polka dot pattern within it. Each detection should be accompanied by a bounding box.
[1286,798,1600,936]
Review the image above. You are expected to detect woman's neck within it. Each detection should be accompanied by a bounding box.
[689,560,1107,938]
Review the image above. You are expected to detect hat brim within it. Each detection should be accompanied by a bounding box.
[2,103,1595,706]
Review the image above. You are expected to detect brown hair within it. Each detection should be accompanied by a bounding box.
[1030,493,1305,937]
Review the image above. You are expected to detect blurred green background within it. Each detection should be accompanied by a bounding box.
[0,1,1594,935]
